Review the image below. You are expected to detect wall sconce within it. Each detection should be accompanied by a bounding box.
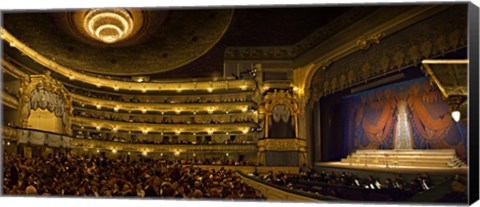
[141,88,147,93]
[142,129,149,135]
[242,107,248,112]
[175,110,181,115]
[225,153,229,157]
[113,107,119,112]
[96,83,102,88]
[174,151,181,156]
[69,76,75,80]
[142,151,148,156]
[207,87,213,93]
[96,105,102,109]
[226,132,229,135]
[161,112,164,115]
[207,129,214,135]
[208,109,214,114]
[127,152,131,155]
[241,85,247,91]
[193,153,196,157]
[112,128,118,133]
[160,153,163,156]
[96,126,101,131]
[141,109,147,114]
[7,142,10,146]
[112,149,117,154]
[193,111,197,115]
[242,129,249,134]
[114,86,119,91]
[175,131,181,135]
[96,149,100,153]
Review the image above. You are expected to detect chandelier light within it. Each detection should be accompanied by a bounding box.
[83,9,134,44]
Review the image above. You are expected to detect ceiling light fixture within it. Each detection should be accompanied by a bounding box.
[83,9,134,44]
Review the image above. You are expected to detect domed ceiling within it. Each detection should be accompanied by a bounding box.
[3,9,234,76]
[3,6,378,79]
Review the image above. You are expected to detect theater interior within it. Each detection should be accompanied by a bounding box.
[0,3,476,204]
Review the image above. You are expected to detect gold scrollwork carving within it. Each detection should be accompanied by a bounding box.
[356,33,384,50]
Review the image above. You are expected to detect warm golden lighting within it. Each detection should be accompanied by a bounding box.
[112,149,117,153]
[113,107,119,112]
[96,105,102,109]
[207,87,213,93]
[96,126,101,131]
[112,128,118,133]
[83,9,134,44]
[142,129,149,135]
[142,151,148,156]
[141,109,147,114]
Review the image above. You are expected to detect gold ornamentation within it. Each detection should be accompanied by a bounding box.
[356,33,384,50]
[18,72,73,135]
[257,138,307,152]
[71,138,257,153]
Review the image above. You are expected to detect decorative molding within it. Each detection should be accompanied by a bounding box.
[356,33,384,50]
[308,6,467,105]
[2,126,18,141]
[1,92,19,109]
[18,72,74,135]
[71,93,256,113]
[1,28,257,92]
[72,116,257,133]
[71,138,257,153]
[257,138,307,152]
[224,7,377,60]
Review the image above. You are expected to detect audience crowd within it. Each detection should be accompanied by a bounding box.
[69,87,252,104]
[73,110,255,124]
[73,130,254,145]
[2,153,264,199]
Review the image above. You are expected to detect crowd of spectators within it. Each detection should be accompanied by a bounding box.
[73,130,254,145]
[2,152,264,199]
[73,110,255,124]
[260,167,436,201]
[69,87,252,104]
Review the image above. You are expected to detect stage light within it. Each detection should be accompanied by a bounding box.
[451,110,461,122]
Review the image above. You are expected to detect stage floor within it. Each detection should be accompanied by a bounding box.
[315,162,468,175]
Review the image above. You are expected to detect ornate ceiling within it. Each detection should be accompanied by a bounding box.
[2,6,375,79]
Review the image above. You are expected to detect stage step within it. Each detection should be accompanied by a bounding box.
[340,149,466,168]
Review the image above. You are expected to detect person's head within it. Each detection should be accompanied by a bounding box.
[25,185,37,195]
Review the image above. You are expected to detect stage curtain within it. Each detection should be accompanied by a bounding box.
[342,78,466,160]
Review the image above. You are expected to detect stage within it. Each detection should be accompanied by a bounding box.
[315,149,468,175]
[315,161,468,175]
